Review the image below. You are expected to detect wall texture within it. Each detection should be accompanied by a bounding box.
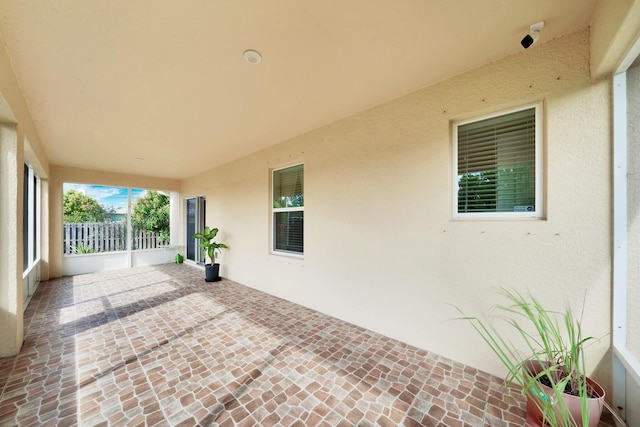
[181,29,613,388]
[0,123,22,356]
[0,36,47,356]
[591,0,640,78]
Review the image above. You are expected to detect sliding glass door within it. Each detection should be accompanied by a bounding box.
[186,196,206,264]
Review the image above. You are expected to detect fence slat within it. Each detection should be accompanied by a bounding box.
[64,222,166,254]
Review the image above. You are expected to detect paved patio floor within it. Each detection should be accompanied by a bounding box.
[1,263,543,426]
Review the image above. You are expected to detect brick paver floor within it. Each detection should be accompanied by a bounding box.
[1,263,533,426]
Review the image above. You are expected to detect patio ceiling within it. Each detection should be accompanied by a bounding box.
[0,0,597,179]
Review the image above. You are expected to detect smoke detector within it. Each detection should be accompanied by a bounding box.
[243,49,262,64]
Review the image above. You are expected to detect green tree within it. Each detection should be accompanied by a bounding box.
[131,191,170,242]
[457,171,497,213]
[63,189,110,222]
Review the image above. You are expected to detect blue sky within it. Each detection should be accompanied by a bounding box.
[63,184,147,213]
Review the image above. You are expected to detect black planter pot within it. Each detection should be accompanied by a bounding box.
[205,263,221,282]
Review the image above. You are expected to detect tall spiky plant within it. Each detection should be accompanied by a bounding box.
[454,288,599,427]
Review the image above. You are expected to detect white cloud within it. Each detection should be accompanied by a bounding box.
[63,183,127,207]
[132,189,148,202]
[87,187,122,203]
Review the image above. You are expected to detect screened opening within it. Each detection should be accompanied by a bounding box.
[455,104,541,217]
[63,184,171,254]
[130,189,170,250]
[63,184,127,254]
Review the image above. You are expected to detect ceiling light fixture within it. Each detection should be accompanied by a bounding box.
[243,49,262,64]
[521,21,544,49]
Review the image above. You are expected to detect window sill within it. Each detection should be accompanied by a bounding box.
[452,214,545,221]
[271,250,304,260]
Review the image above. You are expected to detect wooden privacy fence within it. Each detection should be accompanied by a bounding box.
[63,222,168,254]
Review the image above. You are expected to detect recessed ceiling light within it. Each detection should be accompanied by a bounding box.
[243,49,262,64]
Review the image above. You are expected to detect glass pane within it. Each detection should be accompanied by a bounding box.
[186,197,206,263]
[273,164,304,208]
[457,107,536,213]
[458,171,497,212]
[186,198,196,261]
[33,174,38,261]
[23,164,29,271]
[274,211,304,253]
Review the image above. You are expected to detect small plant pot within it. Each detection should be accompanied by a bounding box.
[523,360,605,427]
[175,254,183,264]
[205,263,221,282]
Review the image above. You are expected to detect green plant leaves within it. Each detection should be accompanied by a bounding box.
[192,226,227,264]
[454,287,599,427]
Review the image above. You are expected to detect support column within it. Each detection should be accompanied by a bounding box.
[170,191,180,249]
[39,178,50,281]
[0,123,24,356]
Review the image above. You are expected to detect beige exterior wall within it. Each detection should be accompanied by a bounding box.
[591,0,640,78]
[0,35,48,356]
[48,165,180,278]
[182,29,613,386]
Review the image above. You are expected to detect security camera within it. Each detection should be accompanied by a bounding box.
[521,32,539,49]
[521,21,544,49]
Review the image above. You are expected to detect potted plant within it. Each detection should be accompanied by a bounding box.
[455,288,605,427]
[192,226,228,282]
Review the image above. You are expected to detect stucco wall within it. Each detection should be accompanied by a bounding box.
[0,34,48,356]
[0,124,23,356]
[591,0,640,78]
[181,29,612,385]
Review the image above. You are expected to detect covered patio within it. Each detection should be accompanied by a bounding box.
[2,0,640,425]
[0,264,528,426]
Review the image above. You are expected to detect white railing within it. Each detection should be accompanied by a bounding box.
[63,222,167,254]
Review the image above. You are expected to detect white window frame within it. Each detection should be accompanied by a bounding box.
[271,162,304,258]
[612,40,640,425]
[452,102,544,219]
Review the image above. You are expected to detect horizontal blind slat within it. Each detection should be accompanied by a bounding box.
[457,106,537,214]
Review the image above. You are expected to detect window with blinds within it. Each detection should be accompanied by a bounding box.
[272,163,304,255]
[454,103,542,218]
